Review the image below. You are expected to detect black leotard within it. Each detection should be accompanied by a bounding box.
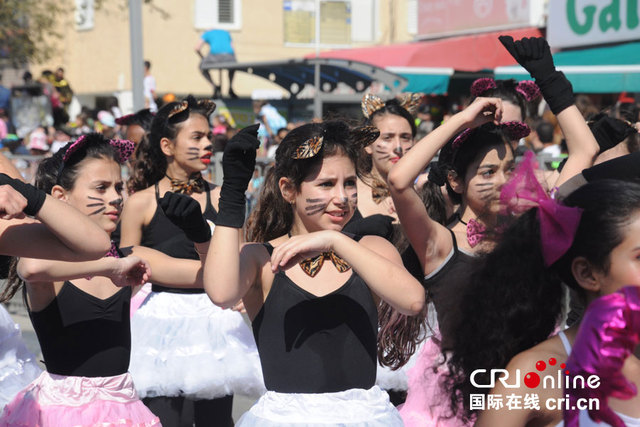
[140,182,217,294]
[423,229,477,349]
[252,242,378,394]
[28,282,132,377]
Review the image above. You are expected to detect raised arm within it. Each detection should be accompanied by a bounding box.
[498,36,599,188]
[387,97,503,273]
[0,174,110,260]
[204,124,262,308]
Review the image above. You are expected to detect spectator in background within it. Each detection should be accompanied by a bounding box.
[52,67,73,113]
[96,110,117,139]
[266,127,288,159]
[414,104,435,141]
[0,109,9,141]
[143,61,158,113]
[211,114,228,136]
[49,127,72,154]
[252,99,287,146]
[26,127,50,155]
[536,120,561,157]
[115,108,154,146]
[0,73,10,114]
[196,28,238,99]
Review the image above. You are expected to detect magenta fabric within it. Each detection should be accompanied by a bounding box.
[500,150,582,266]
[563,286,640,427]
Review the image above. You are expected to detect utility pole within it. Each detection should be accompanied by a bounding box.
[129,0,144,111]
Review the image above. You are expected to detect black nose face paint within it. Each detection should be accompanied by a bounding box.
[86,196,106,216]
[109,198,123,208]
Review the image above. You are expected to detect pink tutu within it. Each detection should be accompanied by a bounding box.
[399,336,473,427]
[0,371,160,427]
[130,283,152,318]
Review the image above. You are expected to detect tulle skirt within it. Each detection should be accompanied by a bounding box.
[0,305,42,410]
[129,291,265,399]
[0,371,160,426]
[237,386,403,426]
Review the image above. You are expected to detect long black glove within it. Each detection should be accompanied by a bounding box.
[0,173,46,216]
[499,36,574,115]
[582,151,640,183]
[158,192,211,243]
[343,214,395,241]
[215,124,261,228]
[588,113,637,153]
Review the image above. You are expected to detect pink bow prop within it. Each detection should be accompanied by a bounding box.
[500,151,582,266]
[563,286,640,427]
[105,241,120,258]
[466,218,486,248]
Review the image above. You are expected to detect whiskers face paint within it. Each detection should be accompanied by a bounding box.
[187,147,201,161]
[87,196,106,215]
[304,198,329,216]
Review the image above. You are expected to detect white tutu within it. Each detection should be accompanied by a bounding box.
[0,305,42,409]
[237,386,403,426]
[129,291,266,399]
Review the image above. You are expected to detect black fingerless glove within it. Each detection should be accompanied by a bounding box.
[158,191,211,243]
[215,124,261,228]
[343,214,395,241]
[499,36,575,115]
[0,173,46,216]
[589,113,637,153]
[582,151,640,183]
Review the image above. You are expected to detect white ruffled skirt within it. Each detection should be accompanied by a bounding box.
[237,386,403,426]
[129,291,266,399]
[0,305,42,410]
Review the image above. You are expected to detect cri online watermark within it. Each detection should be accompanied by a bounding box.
[469,357,601,411]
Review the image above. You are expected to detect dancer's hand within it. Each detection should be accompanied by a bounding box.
[0,185,27,220]
[498,35,574,115]
[159,192,211,243]
[0,173,46,216]
[270,230,339,272]
[110,256,151,287]
[216,124,261,228]
[460,97,503,129]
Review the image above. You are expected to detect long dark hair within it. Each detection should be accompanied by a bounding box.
[444,179,640,422]
[127,95,213,192]
[0,134,120,303]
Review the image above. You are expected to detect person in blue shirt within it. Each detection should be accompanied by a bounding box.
[195,29,238,99]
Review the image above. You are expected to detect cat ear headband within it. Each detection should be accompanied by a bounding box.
[452,121,531,150]
[470,77,541,102]
[361,92,424,119]
[62,134,135,164]
[292,126,380,160]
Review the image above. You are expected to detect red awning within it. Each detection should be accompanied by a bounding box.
[310,27,544,72]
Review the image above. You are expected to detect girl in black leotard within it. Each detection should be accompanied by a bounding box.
[0,133,211,426]
[205,121,425,426]
[122,96,264,427]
